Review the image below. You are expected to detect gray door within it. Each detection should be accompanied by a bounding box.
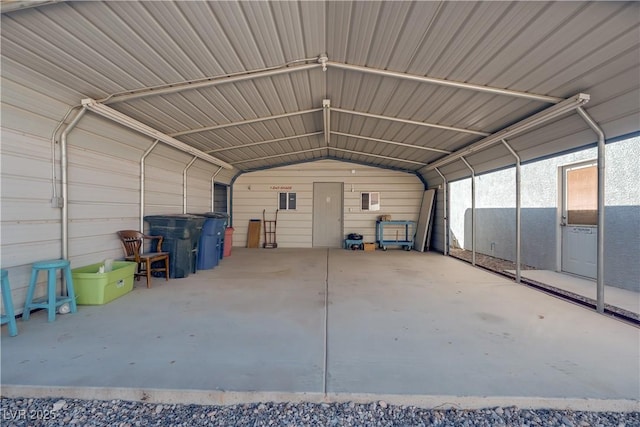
[561,162,597,278]
[313,182,343,247]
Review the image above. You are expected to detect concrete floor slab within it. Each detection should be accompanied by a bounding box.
[1,249,326,393]
[328,251,639,399]
[2,249,639,402]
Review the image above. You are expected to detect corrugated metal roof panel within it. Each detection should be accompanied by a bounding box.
[0,1,637,177]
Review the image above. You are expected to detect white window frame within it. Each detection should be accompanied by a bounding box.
[278,192,297,210]
[361,192,380,211]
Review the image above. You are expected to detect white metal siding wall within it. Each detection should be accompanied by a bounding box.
[1,72,234,314]
[144,150,216,217]
[66,118,143,268]
[187,162,217,214]
[0,80,145,312]
[233,160,424,248]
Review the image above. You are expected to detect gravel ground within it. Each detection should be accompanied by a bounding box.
[1,397,638,427]
[448,248,536,273]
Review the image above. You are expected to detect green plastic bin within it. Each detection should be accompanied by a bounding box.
[72,261,136,305]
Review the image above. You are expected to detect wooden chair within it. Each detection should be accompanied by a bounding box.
[117,230,170,288]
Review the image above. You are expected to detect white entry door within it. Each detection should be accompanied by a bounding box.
[561,162,597,278]
[313,182,343,247]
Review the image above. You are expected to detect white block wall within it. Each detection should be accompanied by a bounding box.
[232,160,424,248]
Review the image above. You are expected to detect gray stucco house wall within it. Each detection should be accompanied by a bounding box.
[449,135,640,292]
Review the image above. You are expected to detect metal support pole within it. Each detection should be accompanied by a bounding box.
[323,99,331,146]
[61,108,87,261]
[183,157,197,214]
[576,107,606,314]
[140,140,159,232]
[60,107,87,294]
[434,168,449,256]
[502,139,522,283]
[461,157,476,266]
[210,166,223,211]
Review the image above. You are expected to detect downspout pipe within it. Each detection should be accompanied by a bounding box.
[61,107,87,293]
[502,139,522,284]
[576,107,606,314]
[434,167,449,256]
[210,166,223,211]
[140,140,159,232]
[183,157,197,214]
[460,157,476,266]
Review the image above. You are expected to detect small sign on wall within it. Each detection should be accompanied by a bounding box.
[270,185,293,191]
[570,227,594,234]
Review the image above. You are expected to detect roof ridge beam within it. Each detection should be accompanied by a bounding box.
[170,108,322,137]
[332,131,451,154]
[332,107,489,136]
[328,61,563,104]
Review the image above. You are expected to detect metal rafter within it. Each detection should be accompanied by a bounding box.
[425,93,590,171]
[170,108,322,137]
[101,61,322,105]
[208,132,323,153]
[332,131,451,154]
[332,108,489,136]
[328,61,563,104]
[330,147,426,166]
[97,57,563,107]
[1,0,63,13]
[81,99,233,169]
[230,147,327,165]
[79,55,584,175]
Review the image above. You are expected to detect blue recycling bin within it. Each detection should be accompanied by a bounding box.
[210,213,229,260]
[144,214,205,278]
[192,213,228,269]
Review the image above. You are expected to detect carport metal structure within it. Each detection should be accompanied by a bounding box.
[2,1,639,314]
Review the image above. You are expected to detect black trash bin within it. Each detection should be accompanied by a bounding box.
[192,213,228,270]
[144,214,205,278]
